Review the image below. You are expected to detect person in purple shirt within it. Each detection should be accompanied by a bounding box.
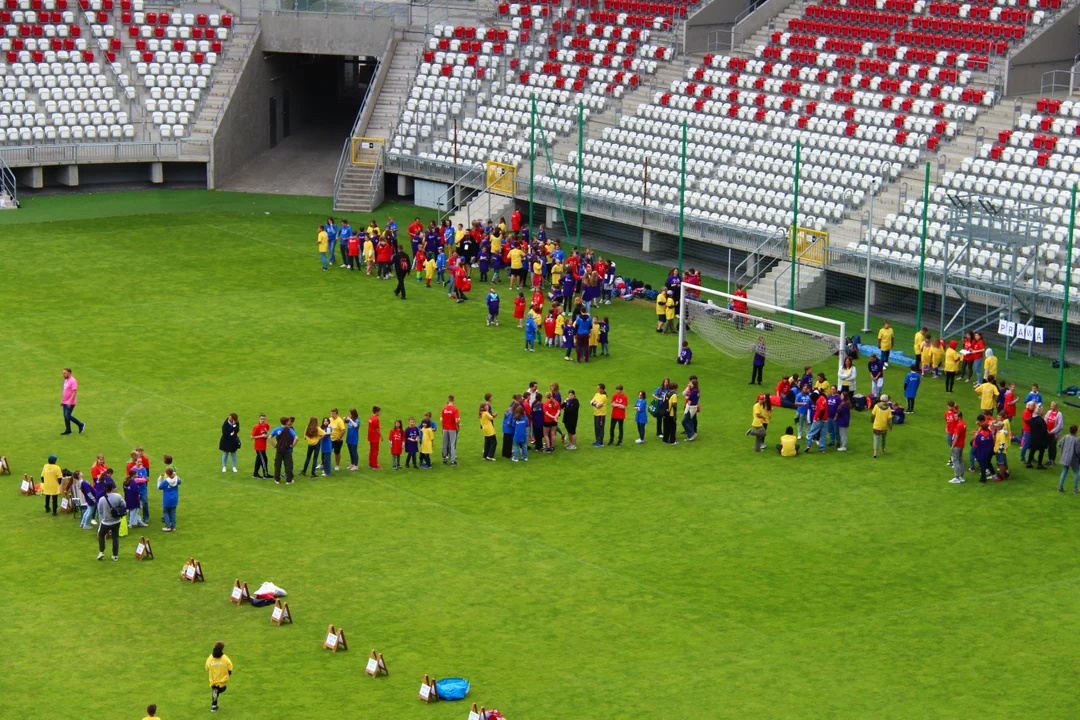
[836,392,851,451]
[972,428,996,483]
[561,271,576,301]
[410,233,422,258]
[123,471,142,528]
[424,227,440,257]
[867,353,884,398]
[404,419,420,469]
[78,472,97,529]
[477,248,490,283]
[825,386,841,447]
[750,337,766,385]
[677,341,693,365]
[486,288,500,327]
[530,392,545,451]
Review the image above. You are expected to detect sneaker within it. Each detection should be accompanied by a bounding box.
[635,439,644,444]
[744,428,751,436]
[819,448,826,453]
[274,480,281,485]
[670,441,679,445]
[162,527,172,532]
[232,467,237,473]
[111,556,118,562]
[79,424,86,434]
[485,457,496,462]
[221,467,226,473]
[837,447,847,452]
[320,472,328,477]
[949,478,964,483]
[286,480,294,484]
[97,552,105,560]
[687,435,697,442]
[592,442,603,447]
[873,453,877,458]
[512,457,519,462]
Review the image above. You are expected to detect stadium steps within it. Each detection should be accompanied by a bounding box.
[0,190,15,209]
[742,5,810,52]
[334,164,379,212]
[364,34,427,142]
[449,187,515,228]
[746,259,826,309]
[188,22,260,141]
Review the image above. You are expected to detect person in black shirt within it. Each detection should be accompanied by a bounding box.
[392,248,411,300]
[562,390,580,450]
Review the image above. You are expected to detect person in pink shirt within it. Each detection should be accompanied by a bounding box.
[61,368,84,435]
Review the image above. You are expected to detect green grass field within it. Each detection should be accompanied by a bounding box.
[3,190,1080,720]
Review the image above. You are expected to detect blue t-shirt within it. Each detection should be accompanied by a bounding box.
[326,222,337,241]
[525,316,537,340]
[269,426,297,452]
[320,430,332,453]
[346,419,359,445]
[634,398,648,424]
[1026,391,1043,405]
[436,253,446,270]
[338,225,352,242]
[795,392,811,415]
[574,315,592,336]
[156,477,181,508]
[513,416,530,442]
[904,371,921,398]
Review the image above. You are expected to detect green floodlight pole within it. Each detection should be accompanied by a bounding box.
[1060,183,1077,395]
[678,119,686,275]
[576,100,583,251]
[790,138,800,325]
[915,161,930,330]
[529,94,535,234]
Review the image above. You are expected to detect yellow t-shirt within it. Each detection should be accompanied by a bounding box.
[999,417,1011,438]
[490,234,502,254]
[930,344,944,367]
[305,429,325,447]
[40,463,63,495]
[532,260,542,277]
[780,434,797,456]
[995,428,1010,453]
[551,263,563,285]
[480,411,495,437]
[420,427,434,454]
[589,322,600,346]
[913,331,925,356]
[509,248,525,270]
[984,355,998,378]
[555,314,565,335]
[455,228,467,244]
[872,403,891,432]
[655,296,667,316]
[751,402,767,428]
[977,382,999,410]
[368,225,381,237]
[424,258,436,279]
[944,348,961,372]
[814,379,830,394]
[317,231,328,252]
[591,393,608,416]
[878,327,894,351]
[329,416,347,441]
[921,345,933,364]
[205,654,233,687]
[665,297,676,320]
[363,240,374,260]
[666,392,679,416]
[498,222,507,236]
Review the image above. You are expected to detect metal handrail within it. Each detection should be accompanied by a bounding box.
[0,139,209,167]
[331,34,392,209]
[436,163,486,226]
[769,232,827,307]
[212,21,261,133]
[1041,53,1080,96]
[733,225,788,287]
[367,145,386,209]
[0,154,16,207]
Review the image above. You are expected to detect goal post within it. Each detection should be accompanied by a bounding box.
[678,283,846,382]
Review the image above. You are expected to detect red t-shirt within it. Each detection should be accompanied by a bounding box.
[513,296,526,319]
[1004,390,1017,418]
[968,339,985,361]
[944,409,957,435]
[611,393,628,420]
[952,420,967,448]
[813,395,828,421]
[544,316,556,338]
[367,415,381,443]
[733,289,748,314]
[441,405,460,431]
[1021,409,1033,433]
[511,210,522,231]
[91,462,107,480]
[348,236,360,256]
[376,242,392,262]
[776,379,790,397]
[389,428,404,454]
[543,400,560,423]
[252,422,270,452]
[408,221,423,237]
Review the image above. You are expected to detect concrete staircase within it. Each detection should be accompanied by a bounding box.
[0,189,16,209]
[742,2,807,52]
[365,32,426,142]
[335,164,379,212]
[449,188,515,228]
[188,22,259,141]
[747,260,826,309]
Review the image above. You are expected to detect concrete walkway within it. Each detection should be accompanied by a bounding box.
[220,126,344,197]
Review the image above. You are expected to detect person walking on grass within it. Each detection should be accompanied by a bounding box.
[251,413,270,479]
[270,416,297,485]
[749,336,766,385]
[205,641,233,713]
[219,413,240,473]
[157,466,180,532]
[61,368,85,435]
[441,395,460,466]
[1058,425,1080,493]
[95,478,125,561]
[392,245,410,300]
[872,394,892,458]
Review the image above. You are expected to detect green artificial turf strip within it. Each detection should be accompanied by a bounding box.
[2,191,1079,720]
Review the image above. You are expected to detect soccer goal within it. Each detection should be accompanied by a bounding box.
[678,284,846,380]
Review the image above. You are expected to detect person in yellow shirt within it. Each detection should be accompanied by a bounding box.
[490,228,503,255]
[479,402,497,461]
[419,418,435,468]
[877,320,895,367]
[363,235,375,275]
[328,408,347,471]
[455,223,467,245]
[748,395,771,451]
[588,317,601,357]
[424,256,436,287]
[913,327,926,366]
[983,348,998,380]
[317,225,329,271]
[591,383,608,447]
[814,373,830,394]
[655,290,667,333]
[929,338,944,377]
[920,339,934,376]
[531,259,543,290]
[367,221,381,238]
[551,261,563,287]
[508,245,525,290]
[300,417,325,477]
[976,377,999,412]
[872,395,892,458]
[41,454,63,515]
[206,641,233,712]
[776,426,799,456]
[943,338,961,392]
[554,311,565,338]
[664,294,676,334]
[142,703,160,720]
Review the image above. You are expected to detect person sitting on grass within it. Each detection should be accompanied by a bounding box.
[677,341,692,365]
[777,426,800,456]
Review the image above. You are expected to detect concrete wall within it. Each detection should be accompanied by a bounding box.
[684,0,793,53]
[261,13,395,56]
[1006,4,1080,96]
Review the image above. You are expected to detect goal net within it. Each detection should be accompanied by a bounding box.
[678,284,845,379]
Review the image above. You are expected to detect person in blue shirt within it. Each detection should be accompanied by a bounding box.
[512,406,530,462]
[794,385,811,440]
[442,223,455,248]
[325,217,338,265]
[634,391,649,443]
[903,367,921,413]
[525,313,537,352]
[867,353,884,397]
[599,317,610,356]
[386,216,398,237]
[345,409,360,471]
[573,310,592,363]
[486,288,500,326]
[1025,384,1043,406]
[435,250,447,286]
[501,401,516,459]
[404,417,420,468]
[156,467,181,531]
[337,221,352,269]
[319,418,333,477]
[677,341,693,365]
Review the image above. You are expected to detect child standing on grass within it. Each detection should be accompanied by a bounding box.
[512,405,530,462]
[486,288,500,326]
[414,249,426,283]
[157,467,180,532]
[515,292,527,329]
[405,417,420,468]
[634,391,648,443]
[478,246,490,283]
[419,419,435,469]
[436,249,447,286]
[904,366,921,413]
[205,641,233,713]
[345,409,360,471]
[317,225,329,271]
[389,420,404,470]
[424,254,436,287]
[363,234,375,275]
[562,317,575,361]
[346,232,360,270]
[588,316,601,357]
[599,317,610,356]
[123,471,142,529]
[525,313,538,352]
[544,310,556,347]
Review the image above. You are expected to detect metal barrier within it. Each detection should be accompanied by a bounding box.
[0,140,210,167]
[1041,54,1080,96]
[259,0,461,27]
[331,34,392,210]
[0,154,15,207]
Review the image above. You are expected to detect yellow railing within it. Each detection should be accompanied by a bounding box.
[351,137,385,166]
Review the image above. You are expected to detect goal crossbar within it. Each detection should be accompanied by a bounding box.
[677,283,846,381]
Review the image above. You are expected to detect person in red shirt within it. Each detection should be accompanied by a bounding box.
[367,406,383,470]
[944,401,958,467]
[389,420,404,471]
[376,237,393,279]
[806,393,829,452]
[950,411,967,483]
[542,392,561,450]
[251,413,271,478]
[543,311,556,347]
[609,385,629,446]
[513,292,527,328]
[441,395,460,465]
[90,453,108,481]
[775,376,791,398]
[347,233,360,269]
[407,217,424,239]
[1020,401,1035,464]
[511,208,522,233]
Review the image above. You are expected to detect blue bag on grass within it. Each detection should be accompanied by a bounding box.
[435,678,470,701]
